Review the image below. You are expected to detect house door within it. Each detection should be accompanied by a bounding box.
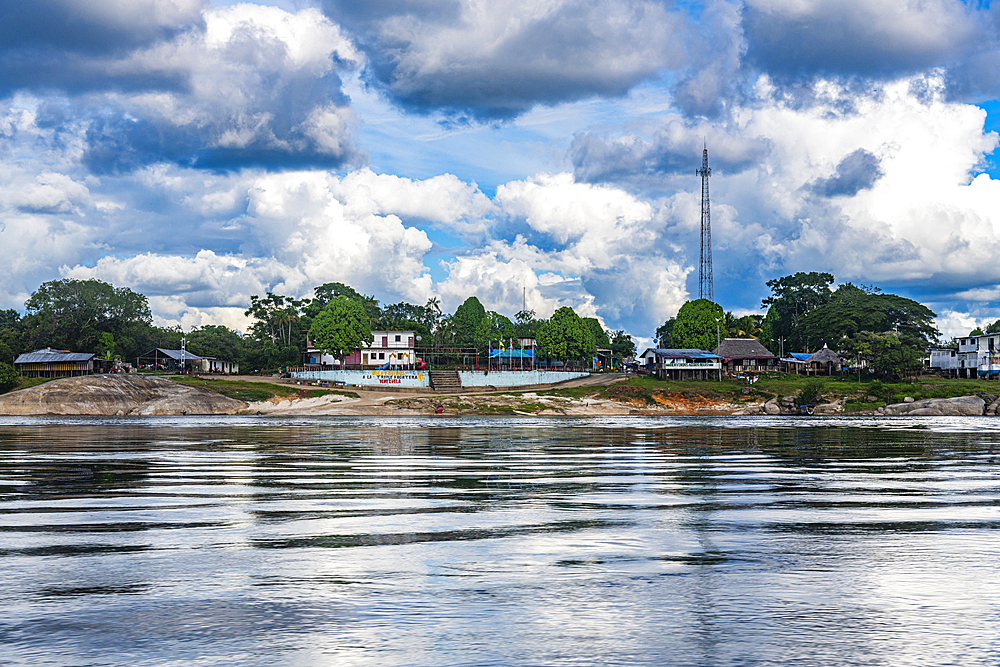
[362,353,368,366]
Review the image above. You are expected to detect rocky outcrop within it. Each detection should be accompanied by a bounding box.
[812,401,844,415]
[0,375,247,416]
[988,396,1000,416]
[882,396,986,417]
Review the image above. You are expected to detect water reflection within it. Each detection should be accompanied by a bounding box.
[0,418,999,666]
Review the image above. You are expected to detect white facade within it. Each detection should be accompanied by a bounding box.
[305,330,418,368]
[950,334,1000,376]
[928,348,959,371]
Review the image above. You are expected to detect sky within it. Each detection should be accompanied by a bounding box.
[4,0,1000,348]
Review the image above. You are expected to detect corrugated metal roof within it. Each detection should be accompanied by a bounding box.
[155,348,203,361]
[15,349,94,364]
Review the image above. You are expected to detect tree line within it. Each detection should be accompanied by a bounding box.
[0,278,637,381]
[655,272,940,378]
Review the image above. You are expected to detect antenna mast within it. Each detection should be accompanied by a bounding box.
[697,145,713,302]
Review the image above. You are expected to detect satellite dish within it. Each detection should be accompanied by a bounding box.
[416,336,422,341]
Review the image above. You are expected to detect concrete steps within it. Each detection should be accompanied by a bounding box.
[429,369,461,392]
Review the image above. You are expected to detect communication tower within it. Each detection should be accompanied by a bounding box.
[697,145,713,302]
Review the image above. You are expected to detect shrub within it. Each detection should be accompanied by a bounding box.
[798,378,825,405]
[0,362,19,392]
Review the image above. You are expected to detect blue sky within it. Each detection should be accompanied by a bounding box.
[3,0,1000,346]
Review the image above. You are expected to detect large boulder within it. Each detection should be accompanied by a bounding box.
[762,399,781,415]
[882,396,985,417]
[0,374,248,416]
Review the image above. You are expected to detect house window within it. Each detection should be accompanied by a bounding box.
[394,335,401,342]
[379,352,385,360]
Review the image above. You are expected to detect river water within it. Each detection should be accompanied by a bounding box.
[1,416,999,666]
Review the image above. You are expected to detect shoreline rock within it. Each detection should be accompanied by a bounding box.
[882,396,985,417]
[0,375,247,416]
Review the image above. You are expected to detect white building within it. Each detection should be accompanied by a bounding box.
[927,347,959,373]
[304,330,418,369]
[949,334,1000,378]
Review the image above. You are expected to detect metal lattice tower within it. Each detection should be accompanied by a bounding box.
[697,145,713,302]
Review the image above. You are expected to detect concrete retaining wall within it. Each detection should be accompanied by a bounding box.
[291,369,430,387]
[291,368,590,388]
[458,370,589,387]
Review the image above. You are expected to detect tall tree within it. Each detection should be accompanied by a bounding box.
[186,325,243,362]
[537,307,596,362]
[304,282,381,328]
[308,297,374,362]
[475,311,516,353]
[759,271,835,351]
[610,330,636,361]
[655,318,675,348]
[671,299,725,351]
[514,309,543,339]
[798,283,938,350]
[582,318,610,348]
[23,278,152,359]
[453,296,486,344]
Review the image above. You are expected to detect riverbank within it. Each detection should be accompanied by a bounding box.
[4,372,1000,416]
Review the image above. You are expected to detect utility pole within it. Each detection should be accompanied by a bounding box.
[697,145,713,303]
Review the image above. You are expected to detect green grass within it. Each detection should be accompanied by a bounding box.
[0,376,54,395]
[600,373,1000,412]
[171,377,359,402]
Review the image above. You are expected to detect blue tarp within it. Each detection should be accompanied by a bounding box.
[490,349,536,359]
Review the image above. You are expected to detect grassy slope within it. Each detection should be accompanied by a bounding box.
[170,377,359,402]
[535,373,1000,412]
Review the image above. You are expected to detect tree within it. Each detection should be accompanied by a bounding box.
[798,283,939,351]
[186,325,243,362]
[970,327,985,336]
[304,282,381,328]
[514,309,543,339]
[671,299,725,351]
[0,362,18,392]
[453,296,486,344]
[0,309,24,364]
[985,320,1000,334]
[381,301,433,341]
[727,313,763,339]
[536,307,596,362]
[841,331,926,379]
[582,318,610,349]
[308,297,374,362]
[655,318,675,348]
[97,332,116,359]
[474,311,516,353]
[23,278,152,359]
[610,330,636,361]
[759,272,835,351]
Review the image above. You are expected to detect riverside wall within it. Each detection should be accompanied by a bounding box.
[289,368,590,388]
[291,369,431,387]
[457,370,589,387]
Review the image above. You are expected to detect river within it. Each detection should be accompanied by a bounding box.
[1,416,998,666]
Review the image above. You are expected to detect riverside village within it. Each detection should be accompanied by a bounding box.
[2,149,999,417]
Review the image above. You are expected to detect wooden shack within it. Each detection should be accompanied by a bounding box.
[14,348,95,377]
